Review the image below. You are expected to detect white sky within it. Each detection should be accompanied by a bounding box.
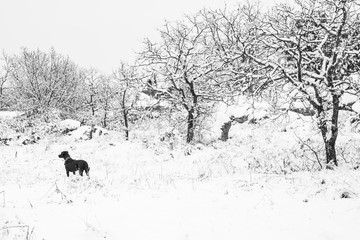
[0,0,277,73]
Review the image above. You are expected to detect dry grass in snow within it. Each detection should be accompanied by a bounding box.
[1,115,360,239]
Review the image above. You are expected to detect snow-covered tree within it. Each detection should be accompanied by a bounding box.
[96,76,116,128]
[113,62,142,140]
[208,0,360,166]
[82,68,104,116]
[203,4,266,96]
[0,52,11,110]
[139,14,224,143]
[7,48,82,113]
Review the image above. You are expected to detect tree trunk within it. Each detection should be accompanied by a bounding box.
[186,107,195,143]
[328,95,340,167]
[122,90,129,141]
[123,109,129,141]
[317,95,339,167]
[319,120,338,167]
[90,95,95,116]
[220,120,232,141]
[324,138,337,167]
[103,99,108,128]
[183,73,197,144]
[0,84,3,110]
[103,111,107,128]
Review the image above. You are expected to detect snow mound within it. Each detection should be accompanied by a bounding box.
[59,119,81,132]
[70,125,93,140]
[0,111,24,119]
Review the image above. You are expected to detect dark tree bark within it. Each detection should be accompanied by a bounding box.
[102,99,109,128]
[186,107,195,143]
[317,94,340,167]
[220,120,232,141]
[89,94,95,116]
[122,89,129,141]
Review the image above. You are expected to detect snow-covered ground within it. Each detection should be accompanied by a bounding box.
[1,113,360,240]
[3,174,360,240]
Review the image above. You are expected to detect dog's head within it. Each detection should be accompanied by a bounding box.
[58,151,70,159]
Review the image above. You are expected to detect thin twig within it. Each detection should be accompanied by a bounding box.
[53,182,72,203]
[294,132,322,170]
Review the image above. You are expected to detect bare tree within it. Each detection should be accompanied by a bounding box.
[7,48,82,113]
[139,14,224,143]
[203,4,268,141]
[0,52,10,110]
[208,0,360,166]
[113,62,141,140]
[82,68,103,116]
[96,76,116,128]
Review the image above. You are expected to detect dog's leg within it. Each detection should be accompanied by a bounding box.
[79,170,83,176]
[73,171,76,175]
[66,170,70,177]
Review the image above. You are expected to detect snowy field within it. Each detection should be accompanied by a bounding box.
[1,115,360,240]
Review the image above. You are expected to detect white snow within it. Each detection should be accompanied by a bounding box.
[2,170,360,240]
[70,125,93,140]
[341,93,358,106]
[1,110,360,240]
[0,111,24,119]
[352,101,360,113]
[59,119,81,131]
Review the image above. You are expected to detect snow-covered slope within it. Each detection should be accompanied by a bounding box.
[1,111,360,240]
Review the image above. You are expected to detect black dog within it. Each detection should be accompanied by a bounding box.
[58,151,90,177]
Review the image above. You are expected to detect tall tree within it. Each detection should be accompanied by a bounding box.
[139,14,223,143]
[208,0,360,166]
[82,68,103,116]
[113,62,141,140]
[97,76,116,128]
